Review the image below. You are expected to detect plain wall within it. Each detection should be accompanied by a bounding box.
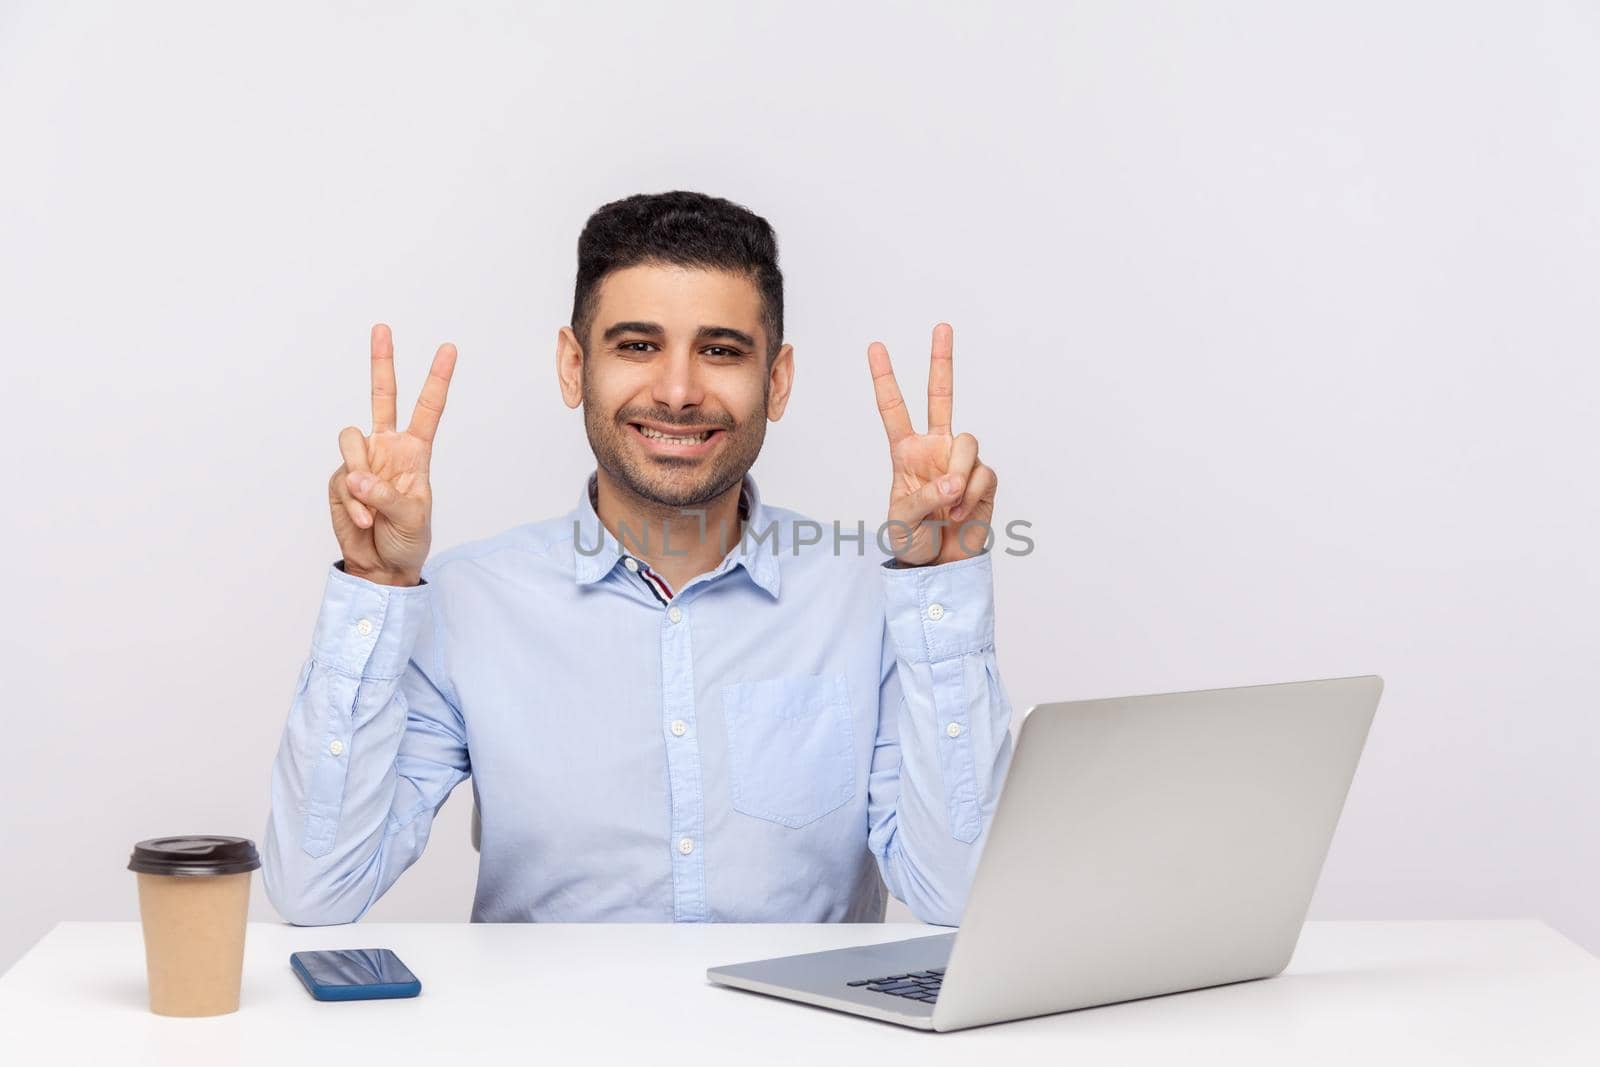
[2,1,1595,973]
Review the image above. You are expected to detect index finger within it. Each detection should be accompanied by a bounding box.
[371,323,397,433]
[927,322,953,436]
[406,342,458,445]
[868,341,915,447]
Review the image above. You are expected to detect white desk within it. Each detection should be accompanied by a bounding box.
[1,920,1595,1064]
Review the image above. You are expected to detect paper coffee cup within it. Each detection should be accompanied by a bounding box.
[127,835,260,1017]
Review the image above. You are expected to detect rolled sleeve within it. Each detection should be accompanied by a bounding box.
[881,549,996,664]
[311,561,431,678]
[263,559,464,924]
[874,547,1010,884]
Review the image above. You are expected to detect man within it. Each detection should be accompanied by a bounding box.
[262,190,1013,927]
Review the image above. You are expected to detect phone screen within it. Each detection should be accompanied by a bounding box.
[292,948,419,989]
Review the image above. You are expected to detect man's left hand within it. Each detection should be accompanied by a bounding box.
[868,322,998,566]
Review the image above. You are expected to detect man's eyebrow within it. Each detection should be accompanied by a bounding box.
[602,320,665,341]
[601,321,759,349]
[696,325,757,348]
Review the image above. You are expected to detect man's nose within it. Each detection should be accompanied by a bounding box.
[649,346,705,411]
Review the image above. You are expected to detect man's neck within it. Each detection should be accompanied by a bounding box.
[592,469,746,592]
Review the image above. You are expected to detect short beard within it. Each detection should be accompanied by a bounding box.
[580,366,768,511]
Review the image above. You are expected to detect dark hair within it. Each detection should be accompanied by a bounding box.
[571,190,784,363]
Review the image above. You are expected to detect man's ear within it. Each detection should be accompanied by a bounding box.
[766,342,795,421]
[557,326,584,408]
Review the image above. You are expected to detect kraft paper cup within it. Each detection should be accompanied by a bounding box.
[127,836,260,1017]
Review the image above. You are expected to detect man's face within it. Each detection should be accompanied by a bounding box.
[566,263,791,509]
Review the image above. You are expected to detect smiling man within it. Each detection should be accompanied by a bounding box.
[262,190,1014,927]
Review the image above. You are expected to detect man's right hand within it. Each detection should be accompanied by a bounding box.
[327,323,458,587]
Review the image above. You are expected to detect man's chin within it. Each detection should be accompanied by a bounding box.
[619,465,729,510]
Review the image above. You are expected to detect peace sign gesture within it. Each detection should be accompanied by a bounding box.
[868,323,998,566]
[326,323,458,587]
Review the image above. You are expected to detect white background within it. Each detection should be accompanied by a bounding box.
[1,1,1595,975]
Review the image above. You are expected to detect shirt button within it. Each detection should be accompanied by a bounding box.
[926,603,945,621]
[677,837,695,855]
[945,722,962,739]
[624,557,639,572]
[356,618,373,636]
[670,719,687,737]
[329,739,346,756]
[667,606,683,623]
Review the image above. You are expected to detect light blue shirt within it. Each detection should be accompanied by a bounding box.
[262,471,1015,926]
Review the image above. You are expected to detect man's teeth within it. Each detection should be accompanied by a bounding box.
[638,426,712,443]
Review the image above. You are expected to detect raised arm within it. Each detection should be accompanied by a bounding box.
[263,325,471,926]
[864,323,1013,924]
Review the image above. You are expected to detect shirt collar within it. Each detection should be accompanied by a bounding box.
[569,469,781,599]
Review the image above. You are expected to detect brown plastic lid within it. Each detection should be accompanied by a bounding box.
[127,835,261,876]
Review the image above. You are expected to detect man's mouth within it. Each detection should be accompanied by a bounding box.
[628,421,726,454]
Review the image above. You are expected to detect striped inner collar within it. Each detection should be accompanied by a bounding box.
[593,481,751,604]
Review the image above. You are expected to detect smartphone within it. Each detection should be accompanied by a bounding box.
[289,948,422,1001]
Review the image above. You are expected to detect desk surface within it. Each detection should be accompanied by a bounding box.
[1,920,1596,1065]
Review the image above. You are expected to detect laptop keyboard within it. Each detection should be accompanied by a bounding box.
[846,968,943,1003]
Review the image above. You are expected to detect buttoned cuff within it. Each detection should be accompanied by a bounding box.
[310,561,431,678]
[881,550,996,663]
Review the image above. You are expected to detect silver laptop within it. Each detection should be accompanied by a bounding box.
[707,674,1383,1031]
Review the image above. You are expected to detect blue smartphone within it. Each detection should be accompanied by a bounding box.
[289,948,422,1001]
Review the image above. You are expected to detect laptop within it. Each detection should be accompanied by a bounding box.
[707,674,1384,1031]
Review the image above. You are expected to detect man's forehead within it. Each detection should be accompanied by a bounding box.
[594,263,763,326]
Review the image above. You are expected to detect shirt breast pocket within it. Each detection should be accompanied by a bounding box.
[721,672,856,829]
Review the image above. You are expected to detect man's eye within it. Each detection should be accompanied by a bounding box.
[619,342,655,353]
[705,346,743,358]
